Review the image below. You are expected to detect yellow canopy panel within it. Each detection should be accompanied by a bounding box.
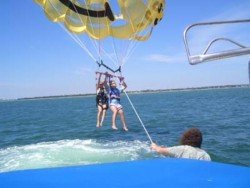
[34,0,166,40]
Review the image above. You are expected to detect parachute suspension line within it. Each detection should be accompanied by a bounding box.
[74,1,118,68]
[72,1,100,57]
[49,0,117,68]
[104,27,122,75]
[123,37,142,64]
[119,6,137,67]
[94,15,118,66]
[60,25,97,62]
[101,11,118,66]
[125,28,153,63]
[100,48,119,65]
[111,34,121,68]
[98,17,101,62]
[94,8,120,71]
[79,1,119,65]
[71,0,117,66]
[104,13,121,69]
[122,28,146,67]
[121,2,153,68]
[124,24,152,63]
[67,0,128,72]
[43,1,97,62]
[97,5,103,63]
[123,41,140,64]
[98,9,119,68]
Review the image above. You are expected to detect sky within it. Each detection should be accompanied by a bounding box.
[1,0,250,99]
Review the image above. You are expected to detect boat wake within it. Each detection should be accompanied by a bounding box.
[0,139,157,173]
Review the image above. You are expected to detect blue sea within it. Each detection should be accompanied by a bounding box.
[0,87,249,172]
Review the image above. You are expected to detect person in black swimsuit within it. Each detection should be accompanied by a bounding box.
[96,80,109,128]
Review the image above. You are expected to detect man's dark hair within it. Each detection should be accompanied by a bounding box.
[180,128,202,148]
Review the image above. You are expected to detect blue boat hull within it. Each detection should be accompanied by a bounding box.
[0,159,249,188]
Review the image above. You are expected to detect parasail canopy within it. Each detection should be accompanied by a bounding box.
[34,0,165,41]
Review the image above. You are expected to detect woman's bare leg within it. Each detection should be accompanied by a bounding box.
[110,106,118,130]
[118,109,128,131]
[97,106,102,127]
[100,108,106,126]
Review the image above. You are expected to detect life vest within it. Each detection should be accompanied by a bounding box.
[96,89,108,105]
[109,88,121,101]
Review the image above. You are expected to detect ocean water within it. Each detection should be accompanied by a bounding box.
[0,88,249,172]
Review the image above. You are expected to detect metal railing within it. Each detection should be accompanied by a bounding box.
[183,19,250,65]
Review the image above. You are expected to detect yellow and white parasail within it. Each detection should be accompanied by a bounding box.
[34,0,165,41]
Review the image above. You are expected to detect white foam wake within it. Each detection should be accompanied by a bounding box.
[0,139,155,173]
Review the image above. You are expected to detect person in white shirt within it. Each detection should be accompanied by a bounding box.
[108,80,128,131]
[151,128,211,161]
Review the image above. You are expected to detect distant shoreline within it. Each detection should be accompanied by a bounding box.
[7,84,248,101]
